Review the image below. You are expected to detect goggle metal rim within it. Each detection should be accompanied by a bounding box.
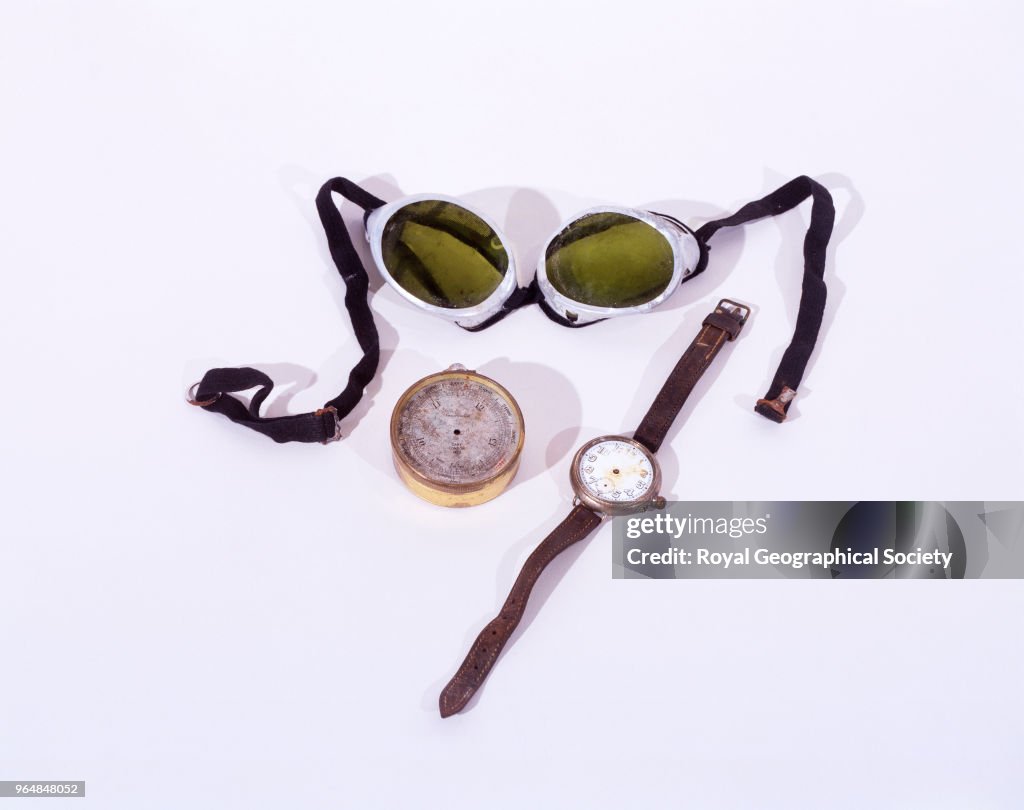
[534,206,701,325]
[365,193,519,329]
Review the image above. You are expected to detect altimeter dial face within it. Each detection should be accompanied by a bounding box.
[571,436,660,512]
[392,368,523,489]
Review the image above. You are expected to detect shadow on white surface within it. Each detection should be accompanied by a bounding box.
[476,356,581,488]
[257,362,318,417]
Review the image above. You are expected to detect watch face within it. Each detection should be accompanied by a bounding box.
[571,436,661,513]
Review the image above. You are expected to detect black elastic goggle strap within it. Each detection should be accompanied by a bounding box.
[189,178,385,444]
[692,176,836,423]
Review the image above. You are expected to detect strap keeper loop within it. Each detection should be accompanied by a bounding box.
[702,299,750,340]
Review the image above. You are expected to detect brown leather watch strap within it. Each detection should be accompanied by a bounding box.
[632,299,749,453]
[439,504,603,718]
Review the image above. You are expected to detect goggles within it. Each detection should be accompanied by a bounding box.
[189,175,835,444]
[364,194,703,329]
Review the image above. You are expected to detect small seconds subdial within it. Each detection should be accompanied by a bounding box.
[577,439,655,504]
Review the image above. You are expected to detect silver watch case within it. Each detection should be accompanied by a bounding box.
[569,435,665,516]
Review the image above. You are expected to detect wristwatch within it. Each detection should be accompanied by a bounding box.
[439,298,750,717]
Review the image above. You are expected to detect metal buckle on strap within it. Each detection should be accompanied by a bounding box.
[716,298,751,325]
[186,382,221,407]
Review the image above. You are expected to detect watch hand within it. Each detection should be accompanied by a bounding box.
[439,505,603,718]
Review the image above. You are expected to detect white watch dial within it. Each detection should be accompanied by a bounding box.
[577,439,655,504]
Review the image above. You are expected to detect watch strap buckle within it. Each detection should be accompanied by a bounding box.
[703,299,750,340]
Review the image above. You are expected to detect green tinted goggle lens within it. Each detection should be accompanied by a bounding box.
[545,212,674,308]
[380,200,509,309]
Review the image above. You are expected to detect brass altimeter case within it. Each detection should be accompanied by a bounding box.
[390,364,525,507]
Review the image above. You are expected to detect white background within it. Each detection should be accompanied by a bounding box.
[2,1,1022,807]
